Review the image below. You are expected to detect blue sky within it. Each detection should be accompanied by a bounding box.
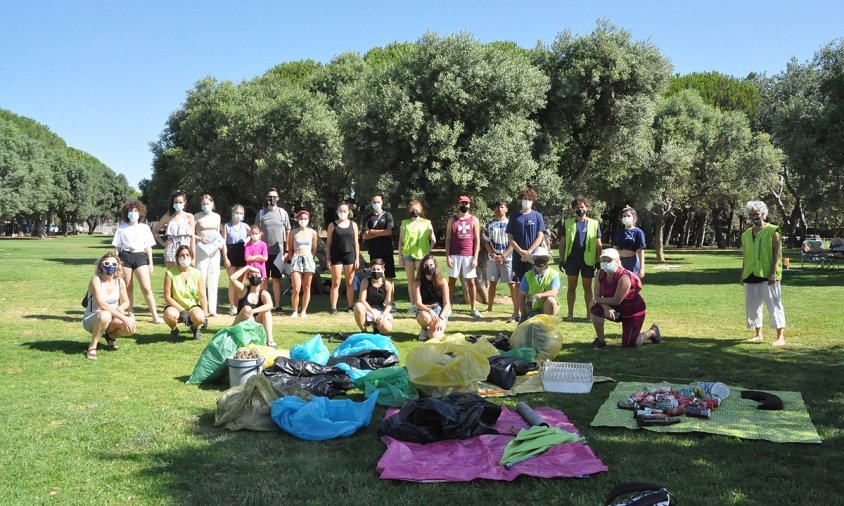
[2,1,842,189]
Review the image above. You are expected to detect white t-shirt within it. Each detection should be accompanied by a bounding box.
[112,223,156,252]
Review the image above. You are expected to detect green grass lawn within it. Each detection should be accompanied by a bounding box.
[1,235,842,505]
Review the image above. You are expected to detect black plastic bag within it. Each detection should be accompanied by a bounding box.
[486,356,538,390]
[263,357,353,398]
[378,393,501,443]
[464,333,512,352]
[327,349,398,370]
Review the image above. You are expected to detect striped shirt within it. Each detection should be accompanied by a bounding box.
[483,219,510,257]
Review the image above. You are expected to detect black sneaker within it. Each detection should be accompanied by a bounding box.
[592,338,607,349]
[347,306,354,313]
[330,308,338,315]
[200,319,208,331]
[274,306,285,315]
[168,328,179,343]
[193,327,202,340]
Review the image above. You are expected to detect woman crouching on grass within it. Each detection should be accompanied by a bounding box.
[589,248,660,349]
[413,255,451,341]
[83,251,137,360]
[163,245,208,343]
[229,265,276,347]
[353,258,394,335]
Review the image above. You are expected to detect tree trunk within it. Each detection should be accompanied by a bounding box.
[35,215,47,238]
[475,257,489,305]
[680,211,692,247]
[664,214,676,248]
[712,208,726,249]
[696,212,708,247]
[86,219,96,235]
[654,211,666,262]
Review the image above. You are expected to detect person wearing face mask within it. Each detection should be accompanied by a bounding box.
[740,200,786,346]
[363,194,396,283]
[413,255,451,341]
[559,196,602,321]
[194,194,223,317]
[353,258,394,335]
[154,190,196,269]
[507,188,548,287]
[326,201,361,314]
[484,200,519,322]
[285,210,318,318]
[518,247,560,321]
[83,251,136,360]
[257,187,291,314]
[112,200,161,323]
[398,200,436,313]
[223,204,250,315]
[589,248,659,349]
[163,245,208,342]
[229,265,276,347]
[612,206,646,279]
[244,226,269,280]
[445,195,482,318]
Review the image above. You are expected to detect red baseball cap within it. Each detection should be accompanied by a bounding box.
[458,195,471,203]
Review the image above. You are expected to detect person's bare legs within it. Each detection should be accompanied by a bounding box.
[257,311,274,345]
[772,327,785,346]
[226,266,238,310]
[634,327,657,346]
[508,282,520,317]
[448,277,458,306]
[376,318,393,335]
[404,261,418,308]
[134,264,159,319]
[87,312,112,357]
[486,280,497,312]
[343,263,355,309]
[542,297,558,316]
[582,276,594,318]
[329,264,343,310]
[290,272,302,315]
[566,274,579,319]
[748,327,764,342]
[592,314,606,345]
[271,278,282,309]
[353,302,367,331]
[163,306,180,330]
[301,273,313,316]
[122,266,135,313]
[466,278,477,310]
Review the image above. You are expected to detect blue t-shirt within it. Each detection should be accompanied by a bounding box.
[519,268,562,292]
[612,227,646,251]
[506,211,547,250]
[560,220,602,261]
[483,219,511,258]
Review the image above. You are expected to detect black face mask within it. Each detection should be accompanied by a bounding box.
[575,209,586,217]
[459,204,469,213]
[371,271,383,280]
[423,265,436,276]
[267,197,278,206]
[752,216,762,226]
[248,275,262,286]
[534,259,548,268]
[410,210,420,218]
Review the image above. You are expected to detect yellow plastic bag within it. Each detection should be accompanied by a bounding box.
[247,344,289,368]
[430,333,500,358]
[406,341,491,397]
[510,314,563,361]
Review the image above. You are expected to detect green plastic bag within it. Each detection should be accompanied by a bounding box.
[353,367,419,407]
[500,347,537,362]
[510,314,563,361]
[406,341,490,397]
[187,320,266,384]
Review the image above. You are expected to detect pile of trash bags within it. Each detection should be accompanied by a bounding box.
[215,374,311,431]
[187,320,266,384]
[406,337,492,397]
[378,393,502,443]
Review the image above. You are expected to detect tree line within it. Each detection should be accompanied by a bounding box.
[0,109,134,236]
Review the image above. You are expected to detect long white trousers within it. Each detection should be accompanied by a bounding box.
[744,281,786,329]
[196,247,221,315]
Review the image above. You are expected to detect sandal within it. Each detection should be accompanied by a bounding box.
[104,333,118,350]
[152,316,164,324]
[649,324,662,344]
[266,339,278,348]
[86,348,98,360]
[592,338,607,349]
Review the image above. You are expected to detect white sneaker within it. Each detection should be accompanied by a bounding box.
[469,309,482,319]
[228,306,237,316]
[300,312,307,319]
[408,305,418,314]
[290,312,299,318]
[417,328,429,341]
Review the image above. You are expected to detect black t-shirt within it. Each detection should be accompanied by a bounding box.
[364,212,395,253]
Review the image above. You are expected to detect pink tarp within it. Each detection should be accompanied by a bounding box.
[376,406,608,482]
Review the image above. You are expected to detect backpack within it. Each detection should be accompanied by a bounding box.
[605,482,675,506]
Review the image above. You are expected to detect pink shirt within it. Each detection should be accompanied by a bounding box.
[450,215,476,256]
[244,240,268,279]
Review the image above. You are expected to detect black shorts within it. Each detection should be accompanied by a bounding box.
[119,251,148,270]
[267,253,283,279]
[331,251,357,266]
[563,256,596,278]
[369,251,396,279]
[226,242,246,268]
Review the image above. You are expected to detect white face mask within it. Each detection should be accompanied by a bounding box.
[201,204,212,213]
[521,200,533,210]
[127,211,139,223]
[251,234,260,241]
[601,261,616,274]
[622,216,634,226]
[178,258,191,268]
[298,219,309,227]
[233,213,243,222]
[337,211,349,220]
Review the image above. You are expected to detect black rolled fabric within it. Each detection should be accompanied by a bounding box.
[740,390,784,410]
[378,393,502,443]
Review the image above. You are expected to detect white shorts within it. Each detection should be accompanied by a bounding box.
[447,255,477,279]
[487,255,514,283]
[365,307,394,323]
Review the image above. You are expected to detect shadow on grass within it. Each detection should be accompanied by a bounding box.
[23,313,77,322]
[174,375,228,391]
[23,339,86,355]
[645,267,739,286]
[44,256,100,266]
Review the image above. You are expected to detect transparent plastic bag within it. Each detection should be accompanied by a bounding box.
[510,314,563,361]
[406,341,490,397]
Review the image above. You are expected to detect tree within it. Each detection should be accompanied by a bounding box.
[668,71,761,120]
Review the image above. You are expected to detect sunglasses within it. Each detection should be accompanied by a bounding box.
[102,262,117,267]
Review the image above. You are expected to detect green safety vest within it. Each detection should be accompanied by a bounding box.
[741,223,782,281]
[167,267,202,309]
[400,218,432,260]
[564,217,599,266]
[525,268,560,310]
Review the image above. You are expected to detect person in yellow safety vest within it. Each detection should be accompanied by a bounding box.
[740,200,786,346]
[518,247,560,321]
[558,196,602,321]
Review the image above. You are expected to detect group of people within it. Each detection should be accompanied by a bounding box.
[81,186,787,359]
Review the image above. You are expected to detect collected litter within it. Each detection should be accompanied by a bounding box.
[406,341,490,397]
[353,367,419,407]
[271,392,379,441]
[187,320,266,384]
[215,374,311,431]
[263,357,353,398]
[615,382,730,426]
[378,393,501,443]
[509,314,564,361]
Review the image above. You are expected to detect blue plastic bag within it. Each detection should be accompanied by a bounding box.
[271,392,380,440]
[290,335,329,365]
[332,333,399,358]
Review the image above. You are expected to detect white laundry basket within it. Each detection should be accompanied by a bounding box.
[542,361,594,393]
